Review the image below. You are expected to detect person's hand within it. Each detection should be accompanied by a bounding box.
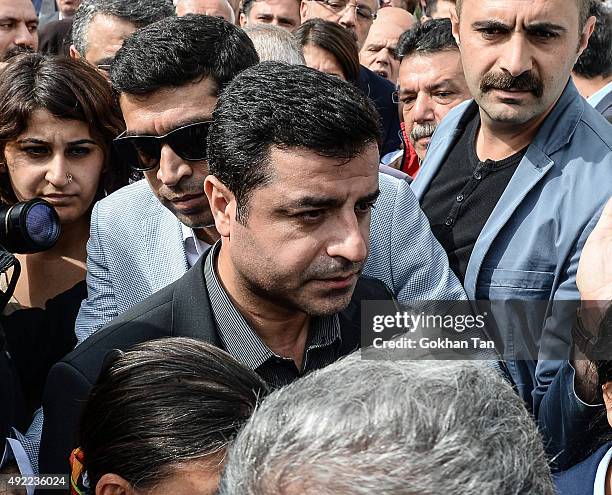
[577,197,612,303]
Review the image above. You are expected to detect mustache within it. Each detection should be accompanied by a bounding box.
[3,45,35,62]
[304,258,364,280]
[410,122,437,143]
[480,71,544,98]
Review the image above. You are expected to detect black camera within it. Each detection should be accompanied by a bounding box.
[0,198,61,254]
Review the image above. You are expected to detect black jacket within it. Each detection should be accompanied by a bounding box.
[38,254,394,480]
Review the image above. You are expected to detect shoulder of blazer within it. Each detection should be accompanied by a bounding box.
[94,180,165,224]
[554,442,612,495]
[62,281,177,381]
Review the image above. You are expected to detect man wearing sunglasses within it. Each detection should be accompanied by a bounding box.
[68,15,260,346]
[300,0,402,157]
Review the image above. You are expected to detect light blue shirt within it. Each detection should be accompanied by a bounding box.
[588,80,612,109]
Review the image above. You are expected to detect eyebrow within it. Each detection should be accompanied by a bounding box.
[125,117,212,137]
[471,20,511,31]
[425,79,457,92]
[17,138,98,146]
[524,22,567,34]
[0,16,38,25]
[281,188,381,211]
[472,19,566,34]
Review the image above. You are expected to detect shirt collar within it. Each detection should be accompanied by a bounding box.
[588,80,612,108]
[594,444,612,495]
[181,223,210,267]
[203,242,341,371]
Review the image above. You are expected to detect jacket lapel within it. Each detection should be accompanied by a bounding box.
[463,150,554,297]
[171,250,222,346]
[464,81,583,297]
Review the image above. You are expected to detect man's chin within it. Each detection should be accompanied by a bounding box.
[302,286,357,316]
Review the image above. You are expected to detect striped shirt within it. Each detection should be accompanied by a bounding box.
[204,243,342,389]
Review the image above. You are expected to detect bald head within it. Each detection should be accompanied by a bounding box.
[359,7,416,83]
[176,0,235,22]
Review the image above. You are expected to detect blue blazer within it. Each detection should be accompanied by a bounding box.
[555,442,612,495]
[411,80,612,469]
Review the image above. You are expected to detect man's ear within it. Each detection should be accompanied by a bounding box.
[300,0,309,23]
[577,15,597,59]
[69,45,81,60]
[239,11,247,26]
[95,473,135,495]
[602,382,612,429]
[204,175,235,237]
[450,6,461,48]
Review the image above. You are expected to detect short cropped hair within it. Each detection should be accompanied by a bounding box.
[0,54,131,203]
[71,0,175,57]
[243,24,305,64]
[221,358,555,495]
[294,19,360,82]
[456,0,591,30]
[79,337,268,491]
[207,61,381,222]
[396,17,457,60]
[573,1,612,79]
[110,15,259,96]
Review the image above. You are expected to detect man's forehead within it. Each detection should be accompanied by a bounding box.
[267,144,380,184]
[399,51,462,86]
[366,24,404,44]
[119,79,219,133]
[459,0,576,28]
[0,0,37,20]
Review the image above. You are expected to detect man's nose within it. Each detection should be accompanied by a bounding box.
[498,33,534,78]
[156,144,193,187]
[13,23,37,49]
[338,4,357,29]
[326,213,368,264]
[410,93,435,124]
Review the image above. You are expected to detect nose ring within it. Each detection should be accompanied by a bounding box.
[66,172,73,183]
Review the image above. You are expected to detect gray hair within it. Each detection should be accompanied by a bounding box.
[71,0,175,56]
[242,24,305,64]
[221,357,554,495]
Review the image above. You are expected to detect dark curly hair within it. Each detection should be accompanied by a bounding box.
[0,53,133,205]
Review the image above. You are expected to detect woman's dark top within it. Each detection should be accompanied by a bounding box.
[1,281,84,416]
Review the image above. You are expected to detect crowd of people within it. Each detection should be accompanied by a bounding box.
[0,0,610,493]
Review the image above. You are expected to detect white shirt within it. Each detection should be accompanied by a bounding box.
[181,224,211,268]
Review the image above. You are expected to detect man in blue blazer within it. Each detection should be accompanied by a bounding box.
[411,0,611,469]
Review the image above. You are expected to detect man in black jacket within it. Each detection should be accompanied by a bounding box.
[40,61,393,478]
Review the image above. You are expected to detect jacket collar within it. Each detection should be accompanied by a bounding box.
[168,250,391,353]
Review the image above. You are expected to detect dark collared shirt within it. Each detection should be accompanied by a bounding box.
[203,243,342,389]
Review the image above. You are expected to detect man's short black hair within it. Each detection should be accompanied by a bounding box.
[396,18,457,60]
[573,1,612,79]
[110,15,259,96]
[208,62,382,222]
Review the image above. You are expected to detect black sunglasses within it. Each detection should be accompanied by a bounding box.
[113,121,212,172]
